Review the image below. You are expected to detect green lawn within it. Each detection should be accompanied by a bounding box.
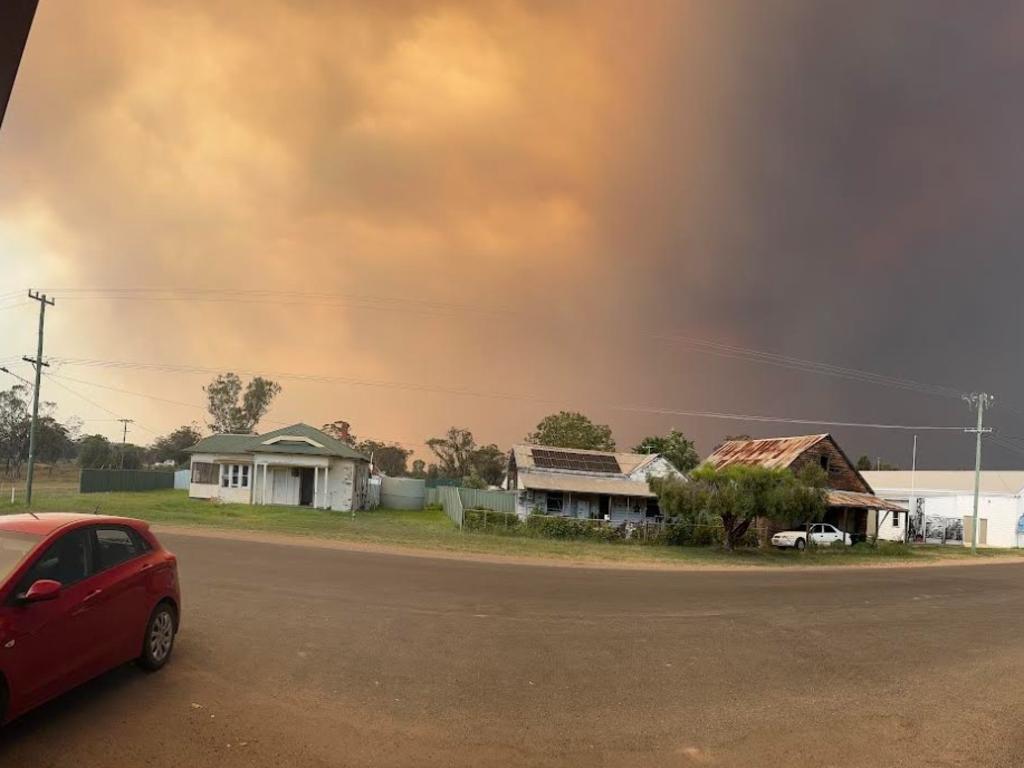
[3,488,1021,568]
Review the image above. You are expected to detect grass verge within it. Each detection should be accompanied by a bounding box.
[4,489,1022,568]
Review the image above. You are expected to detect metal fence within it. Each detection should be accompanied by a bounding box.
[437,485,464,528]
[380,477,427,509]
[458,488,516,514]
[79,469,175,494]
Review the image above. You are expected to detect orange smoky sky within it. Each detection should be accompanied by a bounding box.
[3,1,1024,467]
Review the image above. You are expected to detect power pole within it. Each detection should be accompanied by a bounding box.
[118,418,134,468]
[908,434,917,544]
[963,393,994,554]
[23,290,54,506]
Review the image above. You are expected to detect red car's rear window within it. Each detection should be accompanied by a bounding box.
[0,531,42,582]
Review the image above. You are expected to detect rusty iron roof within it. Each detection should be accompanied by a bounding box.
[705,434,830,470]
[827,490,906,512]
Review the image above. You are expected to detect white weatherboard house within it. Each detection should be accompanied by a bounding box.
[862,470,1024,548]
[505,444,682,522]
[185,423,371,512]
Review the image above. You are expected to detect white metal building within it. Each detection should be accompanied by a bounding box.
[185,423,371,512]
[862,471,1024,548]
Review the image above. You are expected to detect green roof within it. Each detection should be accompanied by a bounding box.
[185,433,258,454]
[186,423,369,461]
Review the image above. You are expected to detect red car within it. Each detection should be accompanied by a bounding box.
[0,513,180,724]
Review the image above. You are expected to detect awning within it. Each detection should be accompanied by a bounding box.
[827,490,906,512]
[519,472,656,498]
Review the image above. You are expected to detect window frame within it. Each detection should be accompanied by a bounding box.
[191,461,218,484]
[221,463,252,489]
[12,527,97,600]
[891,511,900,527]
[92,524,150,574]
[545,492,564,514]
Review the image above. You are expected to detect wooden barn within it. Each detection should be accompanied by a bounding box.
[705,434,906,540]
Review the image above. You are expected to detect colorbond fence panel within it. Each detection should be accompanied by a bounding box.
[79,469,175,493]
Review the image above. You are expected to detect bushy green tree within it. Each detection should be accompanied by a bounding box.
[655,463,827,551]
[468,443,505,486]
[204,373,281,433]
[78,434,113,468]
[426,427,477,478]
[425,428,505,484]
[356,440,411,476]
[526,411,615,451]
[633,430,699,472]
[0,385,30,476]
[321,420,356,446]
[152,424,203,466]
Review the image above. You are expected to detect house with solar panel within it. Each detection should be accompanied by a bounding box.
[505,444,683,522]
[185,423,371,512]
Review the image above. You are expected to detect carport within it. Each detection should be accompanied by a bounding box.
[825,490,907,542]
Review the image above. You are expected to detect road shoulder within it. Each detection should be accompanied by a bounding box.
[151,523,1024,573]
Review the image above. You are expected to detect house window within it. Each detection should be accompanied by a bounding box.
[221,464,251,489]
[819,455,830,472]
[546,492,564,514]
[892,511,900,527]
[192,462,217,484]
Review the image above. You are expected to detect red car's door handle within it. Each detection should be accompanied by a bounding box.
[71,589,103,616]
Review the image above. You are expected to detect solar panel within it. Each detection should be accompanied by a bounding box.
[531,448,621,474]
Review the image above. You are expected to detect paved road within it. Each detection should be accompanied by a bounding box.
[2,532,1023,767]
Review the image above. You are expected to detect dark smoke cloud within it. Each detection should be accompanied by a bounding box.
[1,1,1021,467]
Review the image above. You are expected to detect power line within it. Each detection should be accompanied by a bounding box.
[44,356,968,432]
[32,285,970,402]
[45,371,433,448]
[41,373,156,435]
[655,334,964,400]
[989,435,1024,457]
[0,365,34,389]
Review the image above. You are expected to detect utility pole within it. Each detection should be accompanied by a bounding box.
[908,434,917,544]
[963,393,994,554]
[117,418,134,468]
[23,290,54,506]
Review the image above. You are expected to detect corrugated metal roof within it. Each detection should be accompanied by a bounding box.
[862,470,1024,495]
[186,423,368,461]
[519,472,656,498]
[827,490,906,511]
[185,433,257,454]
[705,434,829,470]
[511,444,661,476]
[251,423,368,460]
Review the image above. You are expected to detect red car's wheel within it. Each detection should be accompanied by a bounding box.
[139,602,177,672]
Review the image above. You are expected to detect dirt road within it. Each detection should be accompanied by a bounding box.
[2,531,1022,766]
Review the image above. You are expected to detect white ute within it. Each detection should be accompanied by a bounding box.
[771,523,852,550]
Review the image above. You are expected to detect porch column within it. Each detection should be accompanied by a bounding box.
[263,463,269,504]
[324,464,330,510]
[313,466,319,509]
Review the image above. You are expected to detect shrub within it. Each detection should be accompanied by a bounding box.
[525,514,623,542]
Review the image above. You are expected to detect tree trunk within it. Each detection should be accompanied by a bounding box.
[722,516,753,551]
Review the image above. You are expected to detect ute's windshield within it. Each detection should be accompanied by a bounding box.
[0,531,42,582]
